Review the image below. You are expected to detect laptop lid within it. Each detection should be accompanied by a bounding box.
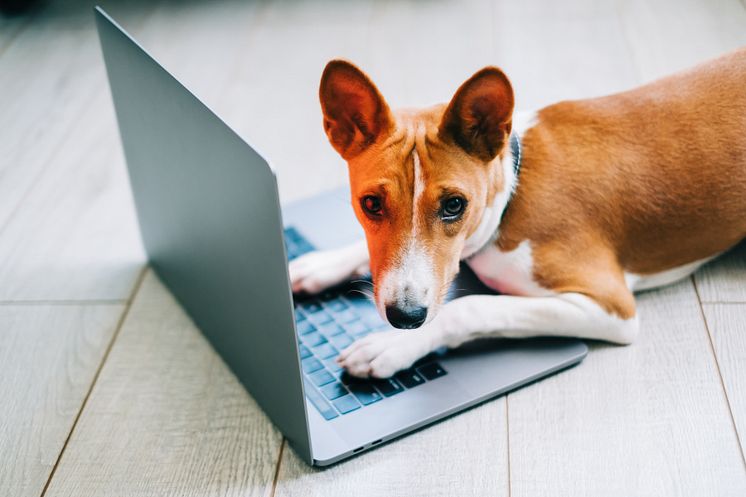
[95,7,313,463]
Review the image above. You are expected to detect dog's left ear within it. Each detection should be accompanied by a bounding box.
[319,60,394,161]
[439,67,514,162]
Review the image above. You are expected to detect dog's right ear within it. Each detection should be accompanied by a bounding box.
[319,60,393,160]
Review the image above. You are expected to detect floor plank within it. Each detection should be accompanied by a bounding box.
[493,0,639,110]
[695,242,746,303]
[0,1,156,230]
[0,303,125,497]
[617,0,746,82]
[508,281,746,496]
[0,90,145,301]
[0,1,161,301]
[274,399,509,497]
[0,0,265,301]
[702,303,746,460]
[43,271,282,497]
[213,0,376,204]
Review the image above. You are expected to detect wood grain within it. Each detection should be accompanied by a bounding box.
[43,271,283,497]
[695,241,746,303]
[508,280,746,497]
[0,2,156,230]
[274,399,509,497]
[0,0,266,302]
[702,303,746,459]
[0,2,160,301]
[493,0,639,110]
[617,0,746,82]
[214,0,377,204]
[0,304,124,497]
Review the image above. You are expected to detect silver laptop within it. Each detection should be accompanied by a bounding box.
[95,7,588,466]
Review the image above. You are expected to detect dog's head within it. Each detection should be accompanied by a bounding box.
[319,60,514,329]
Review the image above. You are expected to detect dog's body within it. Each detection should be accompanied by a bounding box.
[290,49,746,378]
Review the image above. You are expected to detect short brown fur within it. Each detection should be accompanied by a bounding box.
[320,50,746,321]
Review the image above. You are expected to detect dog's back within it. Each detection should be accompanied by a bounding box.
[504,47,746,277]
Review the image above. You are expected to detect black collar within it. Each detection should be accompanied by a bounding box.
[509,132,522,178]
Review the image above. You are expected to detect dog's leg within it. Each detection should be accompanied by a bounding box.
[289,240,369,294]
[338,292,638,378]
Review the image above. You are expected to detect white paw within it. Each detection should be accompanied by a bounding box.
[288,244,368,295]
[336,330,431,379]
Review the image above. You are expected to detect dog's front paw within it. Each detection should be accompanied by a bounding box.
[336,330,431,379]
[289,244,368,295]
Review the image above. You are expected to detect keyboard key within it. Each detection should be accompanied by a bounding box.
[313,343,338,360]
[348,383,383,405]
[303,378,338,420]
[296,320,316,335]
[324,359,343,374]
[395,369,425,389]
[301,357,323,374]
[417,362,447,380]
[309,312,334,325]
[318,323,345,336]
[320,381,348,401]
[345,321,368,336]
[362,315,384,327]
[309,369,335,387]
[298,345,312,359]
[295,310,307,322]
[301,331,327,347]
[326,299,348,312]
[334,310,359,324]
[303,302,323,314]
[329,333,353,349]
[332,394,361,414]
[371,378,404,397]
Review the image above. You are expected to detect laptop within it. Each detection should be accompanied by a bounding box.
[95,6,588,466]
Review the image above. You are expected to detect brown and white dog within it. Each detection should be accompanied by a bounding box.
[289,49,746,379]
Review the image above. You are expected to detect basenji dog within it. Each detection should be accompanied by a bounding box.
[289,49,746,379]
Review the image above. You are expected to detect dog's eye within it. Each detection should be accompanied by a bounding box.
[441,196,466,221]
[361,195,383,216]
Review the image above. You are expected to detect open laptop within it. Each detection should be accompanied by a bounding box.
[95,7,588,466]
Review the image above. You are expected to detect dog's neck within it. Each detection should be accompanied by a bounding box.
[460,112,534,259]
[460,144,518,259]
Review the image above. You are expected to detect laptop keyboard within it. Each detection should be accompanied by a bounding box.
[284,226,448,420]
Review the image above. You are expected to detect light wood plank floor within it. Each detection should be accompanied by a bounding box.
[1,1,744,496]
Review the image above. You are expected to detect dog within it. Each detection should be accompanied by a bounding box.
[289,49,746,379]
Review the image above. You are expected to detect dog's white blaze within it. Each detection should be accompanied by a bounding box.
[624,254,719,292]
[411,148,425,236]
[376,148,435,314]
[377,239,435,312]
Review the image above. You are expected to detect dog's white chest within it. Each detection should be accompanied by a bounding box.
[465,240,551,296]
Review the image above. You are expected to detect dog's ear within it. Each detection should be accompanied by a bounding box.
[439,67,514,162]
[319,60,393,160]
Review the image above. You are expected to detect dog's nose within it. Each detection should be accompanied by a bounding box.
[385,305,428,329]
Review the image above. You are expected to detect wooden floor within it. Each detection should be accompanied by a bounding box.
[2,0,745,495]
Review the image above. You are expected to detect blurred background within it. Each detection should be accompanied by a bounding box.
[2,1,745,496]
